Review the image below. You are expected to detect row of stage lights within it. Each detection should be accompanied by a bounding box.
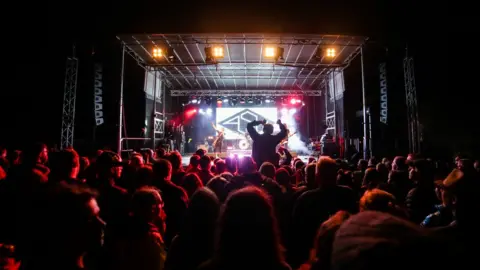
[186,97,304,106]
[153,45,336,62]
[185,104,298,117]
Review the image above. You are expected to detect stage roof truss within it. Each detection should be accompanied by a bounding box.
[117,33,367,94]
[170,89,322,97]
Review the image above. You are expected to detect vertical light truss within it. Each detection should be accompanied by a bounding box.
[404,51,421,153]
[60,56,79,149]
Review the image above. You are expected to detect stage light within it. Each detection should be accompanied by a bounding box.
[213,46,224,58]
[153,48,163,58]
[205,46,224,62]
[191,98,198,104]
[239,98,246,104]
[199,109,205,114]
[223,98,229,103]
[238,154,244,158]
[206,108,213,115]
[265,47,275,58]
[290,98,297,105]
[265,98,271,103]
[326,48,336,58]
[264,46,284,60]
[229,153,234,158]
[289,108,297,114]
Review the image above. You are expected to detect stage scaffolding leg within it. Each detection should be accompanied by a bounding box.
[60,48,79,150]
[117,44,125,154]
[404,47,421,154]
[360,46,369,160]
[332,70,338,142]
[151,70,158,150]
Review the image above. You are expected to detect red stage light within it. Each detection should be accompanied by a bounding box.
[290,99,296,105]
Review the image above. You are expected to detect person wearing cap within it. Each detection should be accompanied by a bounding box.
[433,167,480,230]
[93,151,130,237]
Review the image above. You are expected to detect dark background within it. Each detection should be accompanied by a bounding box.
[1,1,476,158]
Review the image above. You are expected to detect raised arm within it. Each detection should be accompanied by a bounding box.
[211,122,221,133]
[273,120,287,143]
[247,120,262,140]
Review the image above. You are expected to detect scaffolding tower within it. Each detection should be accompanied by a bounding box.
[403,48,421,154]
[60,49,79,149]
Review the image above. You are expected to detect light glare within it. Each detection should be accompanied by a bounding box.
[213,46,224,58]
[153,48,163,58]
[326,48,336,57]
[265,47,275,58]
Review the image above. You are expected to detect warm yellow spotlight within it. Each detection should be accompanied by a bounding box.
[264,47,276,58]
[326,48,336,58]
[153,48,163,58]
[213,46,224,58]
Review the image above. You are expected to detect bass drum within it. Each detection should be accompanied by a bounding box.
[238,139,250,150]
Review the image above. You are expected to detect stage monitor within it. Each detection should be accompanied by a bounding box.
[216,107,279,140]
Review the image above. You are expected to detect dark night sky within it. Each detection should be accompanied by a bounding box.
[2,1,476,156]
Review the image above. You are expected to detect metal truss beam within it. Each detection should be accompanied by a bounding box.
[60,56,79,149]
[170,89,322,96]
[165,75,325,80]
[125,39,363,47]
[146,62,345,68]
[404,50,421,153]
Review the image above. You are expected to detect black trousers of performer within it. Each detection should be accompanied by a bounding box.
[214,142,222,153]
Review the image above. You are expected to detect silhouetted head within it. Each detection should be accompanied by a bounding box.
[206,176,229,202]
[316,156,338,187]
[23,142,48,165]
[259,162,276,179]
[200,155,212,170]
[216,187,284,266]
[182,173,203,197]
[166,151,183,171]
[263,123,274,135]
[131,186,164,223]
[152,158,172,182]
[238,156,257,174]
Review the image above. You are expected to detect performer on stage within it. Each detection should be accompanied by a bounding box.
[279,124,297,148]
[247,119,287,166]
[211,122,225,156]
[320,125,333,156]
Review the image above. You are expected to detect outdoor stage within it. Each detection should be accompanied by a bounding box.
[115,33,369,160]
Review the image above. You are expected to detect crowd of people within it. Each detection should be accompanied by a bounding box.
[0,141,479,270]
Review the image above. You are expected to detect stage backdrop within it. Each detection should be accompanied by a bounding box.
[215,107,278,140]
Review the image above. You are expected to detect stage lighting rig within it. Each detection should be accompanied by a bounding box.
[264,46,284,61]
[326,48,336,57]
[152,47,176,61]
[315,47,337,59]
[205,46,224,62]
[153,48,163,58]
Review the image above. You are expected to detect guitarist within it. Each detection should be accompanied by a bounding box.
[280,124,297,147]
[211,122,225,156]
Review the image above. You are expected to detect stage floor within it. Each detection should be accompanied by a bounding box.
[181,152,312,167]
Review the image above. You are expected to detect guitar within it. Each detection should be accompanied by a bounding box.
[280,131,297,145]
